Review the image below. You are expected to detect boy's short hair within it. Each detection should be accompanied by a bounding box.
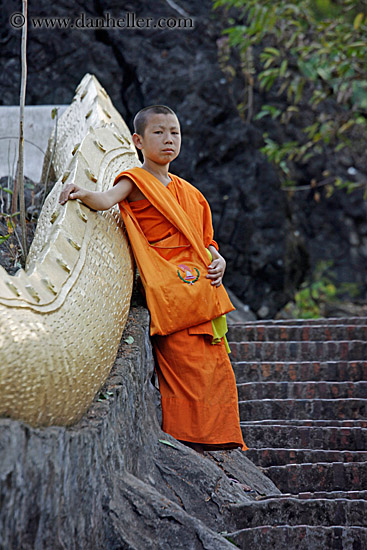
[133,105,177,136]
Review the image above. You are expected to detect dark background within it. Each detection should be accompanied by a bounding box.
[1,0,366,318]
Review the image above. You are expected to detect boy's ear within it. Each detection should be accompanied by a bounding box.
[132,133,143,150]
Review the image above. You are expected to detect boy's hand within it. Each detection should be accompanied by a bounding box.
[59,184,86,205]
[59,178,133,211]
[206,254,226,287]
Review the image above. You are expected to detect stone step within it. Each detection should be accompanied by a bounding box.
[229,340,367,362]
[241,419,367,427]
[228,324,367,342]
[225,525,367,549]
[239,398,367,422]
[262,462,367,493]
[237,381,367,401]
[260,490,367,500]
[230,497,367,527]
[242,424,367,451]
[232,316,367,326]
[247,448,367,467]
[232,360,367,383]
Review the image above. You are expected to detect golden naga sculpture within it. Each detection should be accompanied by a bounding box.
[0,74,138,426]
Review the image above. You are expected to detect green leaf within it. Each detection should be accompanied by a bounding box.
[124,336,134,345]
[338,120,355,134]
[353,13,364,30]
[334,142,346,152]
[279,59,288,76]
[352,81,367,110]
[0,235,10,244]
[263,47,281,56]
[254,105,282,120]
[298,59,318,80]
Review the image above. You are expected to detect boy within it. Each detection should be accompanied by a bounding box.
[59,105,247,453]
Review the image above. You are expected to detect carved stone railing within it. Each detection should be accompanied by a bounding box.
[0,74,137,426]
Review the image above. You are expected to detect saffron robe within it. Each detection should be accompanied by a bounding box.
[114,167,247,449]
[115,167,234,336]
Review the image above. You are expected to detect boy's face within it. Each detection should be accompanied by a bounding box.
[133,113,181,165]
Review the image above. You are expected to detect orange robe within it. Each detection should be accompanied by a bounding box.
[115,168,247,450]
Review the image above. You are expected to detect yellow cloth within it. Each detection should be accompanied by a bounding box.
[206,248,230,353]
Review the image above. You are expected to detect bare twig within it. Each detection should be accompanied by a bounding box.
[11,160,19,216]
[17,0,28,264]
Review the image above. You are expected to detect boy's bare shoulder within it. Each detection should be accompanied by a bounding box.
[114,175,146,202]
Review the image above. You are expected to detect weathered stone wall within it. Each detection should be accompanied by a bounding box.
[0,306,279,549]
[0,307,155,549]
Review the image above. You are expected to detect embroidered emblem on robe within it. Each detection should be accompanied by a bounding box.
[177,264,200,285]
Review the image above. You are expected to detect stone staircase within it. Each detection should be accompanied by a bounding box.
[227,317,367,549]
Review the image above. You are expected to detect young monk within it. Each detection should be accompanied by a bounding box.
[59,105,247,453]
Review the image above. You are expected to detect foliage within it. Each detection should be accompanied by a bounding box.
[0,202,22,270]
[282,260,360,318]
[213,0,367,195]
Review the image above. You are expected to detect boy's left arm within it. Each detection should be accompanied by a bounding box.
[206,245,226,287]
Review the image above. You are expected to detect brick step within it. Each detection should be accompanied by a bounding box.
[230,497,367,527]
[237,381,367,401]
[241,419,367,427]
[262,462,367,493]
[229,340,367,362]
[242,424,367,451]
[228,324,367,342]
[239,398,367,422]
[232,360,367,383]
[232,316,367,326]
[225,525,367,549]
[247,448,367,467]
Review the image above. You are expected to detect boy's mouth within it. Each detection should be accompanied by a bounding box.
[162,148,174,153]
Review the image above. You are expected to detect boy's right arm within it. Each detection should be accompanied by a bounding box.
[58,177,133,210]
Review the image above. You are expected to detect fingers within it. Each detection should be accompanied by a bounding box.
[207,258,225,287]
[207,264,224,277]
[207,275,222,286]
[59,184,80,205]
[208,258,226,270]
[206,271,223,286]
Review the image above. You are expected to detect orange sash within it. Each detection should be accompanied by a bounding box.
[114,167,234,336]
